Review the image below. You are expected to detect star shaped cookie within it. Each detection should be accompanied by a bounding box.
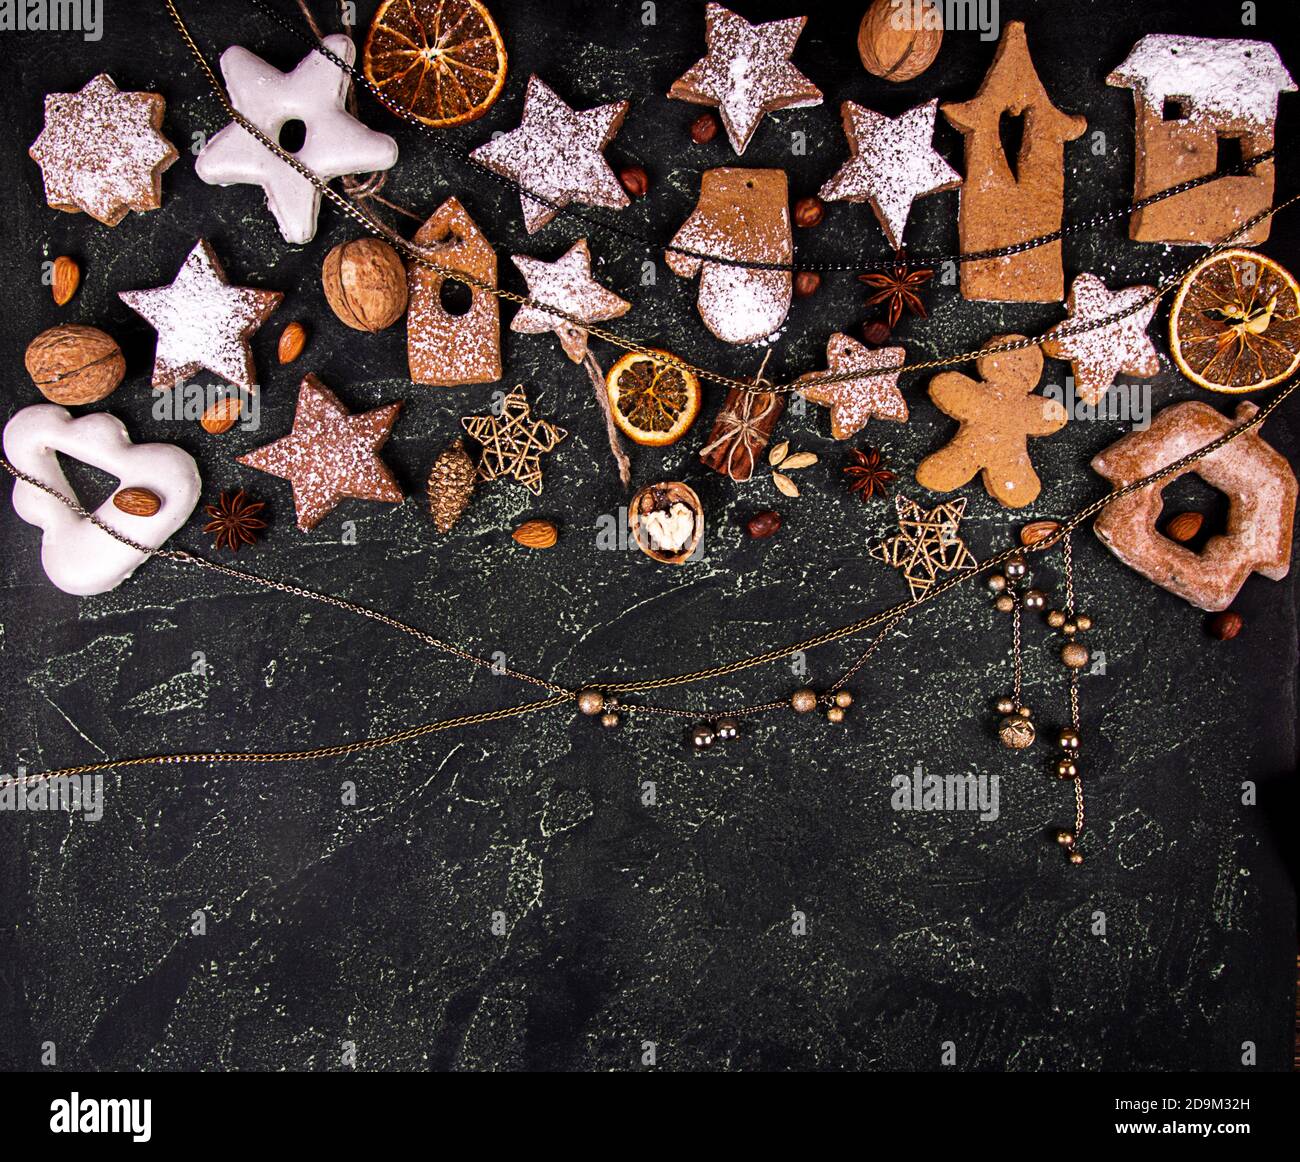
[871,494,976,600]
[669,3,822,155]
[29,73,178,226]
[119,240,282,393]
[510,240,630,362]
[470,76,629,234]
[818,100,961,250]
[461,386,567,495]
[1042,273,1161,405]
[237,375,403,531]
[195,34,398,244]
[795,333,908,440]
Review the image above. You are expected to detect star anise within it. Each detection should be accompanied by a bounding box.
[202,489,267,552]
[843,446,896,502]
[859,260,933,330]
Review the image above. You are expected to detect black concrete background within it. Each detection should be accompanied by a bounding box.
[0,0,1296,1072]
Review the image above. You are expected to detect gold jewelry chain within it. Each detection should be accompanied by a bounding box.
[162,0,1300,398]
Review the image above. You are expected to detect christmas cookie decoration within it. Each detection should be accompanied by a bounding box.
[237,375,403,531]
[1042,274,1160,406]
[818,99,960,250]
[407,197,501,386]
[3,405,200,596]
[870,494,975,600]
[119,240,282,393]
[461,385,567,495]
[915,338,1068,508]
[469,75,630,234]
[426,438,477,534]
[942,21,1086,303]
[604,350,702,448]
[1090,401,1297,611]
[510,240,630,364]
[1107,35,1295,245]
[668,3,822,155]
[795,332,907,440]
[194,34,399,245]
[29,74,178,226]
[667,167,792,344]
[363,0,508,127]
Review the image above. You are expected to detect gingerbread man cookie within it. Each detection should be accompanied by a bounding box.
[916,338,1067,508]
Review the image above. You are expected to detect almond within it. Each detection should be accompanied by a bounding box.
[277,321,307,363]
[1165,511,1203,543]
[51,256,80,306]
[200,395,244,434]
[24,324,124,405]
[1020,519,1062,546]
[112,487,161,517]
[512,519,558,549]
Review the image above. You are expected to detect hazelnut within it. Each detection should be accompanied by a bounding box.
[793,195,824,228]
[745,510,782,539]
[618,165,649,198]
[862,320,892,346]
[321,238,408,332]
[24,324,125,405]
[793,271,821,298]
[1207,611,1243,640]
[689,111,719,143]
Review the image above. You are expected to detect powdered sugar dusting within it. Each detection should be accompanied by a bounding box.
[796,333,908,440]
[511,240,630,362]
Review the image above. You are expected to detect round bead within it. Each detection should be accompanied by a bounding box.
[987,573,1007,593]
[1075,614,1093,632]
[826,706,846,724]
[600,711,621,729]
[1068,850,1084,865]
[1059,728,1080,751]
[1061,621,1077,636]
[834,690,853,708]
[1056,757,1078,779]
[1046,609,1066,628]
[577,689,606,716]
[998,715,1036,749]
[715,716,739,741]
[1022,588,1047,610]
[791,688,818,714]
[691,723,715,750]
[1061,642,1090,669]
[994,696,1016,715]
[994,594,1016,613]
[1016,705,1032,719]
[1004,555,1027,580]
[1055,829,1076,847]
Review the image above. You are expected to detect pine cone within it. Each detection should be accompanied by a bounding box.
[427,438,477,533]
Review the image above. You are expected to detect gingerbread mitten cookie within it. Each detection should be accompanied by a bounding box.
[916,338,1067,508]
[667,168,791,345]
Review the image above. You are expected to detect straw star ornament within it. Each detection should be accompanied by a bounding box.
[461,387,568,495]
[871,494,976,600]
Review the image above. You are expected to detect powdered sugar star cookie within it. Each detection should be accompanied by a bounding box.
[669,3,821,155]
[29,73,178,226]
[195,34,398,244]
[818,99,961,250]
[795,333,907,440]
[1042,274,1160,406]
[511,240,630,363]
[119,240,282,393]
[470,75,629,234]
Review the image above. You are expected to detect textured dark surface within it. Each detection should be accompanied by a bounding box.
[0,0,1296,1072]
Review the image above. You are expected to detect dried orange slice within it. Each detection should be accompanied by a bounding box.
[363,0,507,128]
[1170,248,1300,393]
[605,349,702,447]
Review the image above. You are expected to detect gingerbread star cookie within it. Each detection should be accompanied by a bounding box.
[511,240,630,363]
[237,375,403,531]
[461,386,567,495]
[669,3,822,154]
[1042,274,1160,405]
[119,240,282,393]
[470,75,629,234]
[29,73,178,226]
[795,333,907,439]
[916,337,1068,508]
[818,99,961,250]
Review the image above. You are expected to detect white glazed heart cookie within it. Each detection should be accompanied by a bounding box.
[3,405,200,596]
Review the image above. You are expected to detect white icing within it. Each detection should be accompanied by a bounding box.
[4,406,200,596]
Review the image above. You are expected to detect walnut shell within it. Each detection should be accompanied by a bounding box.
[24,324,125,405]
[322,238,408,332]
[858,0,943,82]
[629,481,703,565]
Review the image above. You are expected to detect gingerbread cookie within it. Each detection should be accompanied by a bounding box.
[668,3,821,155]
[667,168,791,345]
[1090,401,1296,611]
[119,240,282,394]
[469,75,629,234]
[795,332,907,439]
[237,375,403,531]
[29,74,178,226]
[916,338,1067,508]
[942,21,1086,303]
[511,239,630,363]
[407,198,501,386]
[1107,36,1295,245]
[818,99,960,250]
[1042,274,1160,406]
[195,35,399,245]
